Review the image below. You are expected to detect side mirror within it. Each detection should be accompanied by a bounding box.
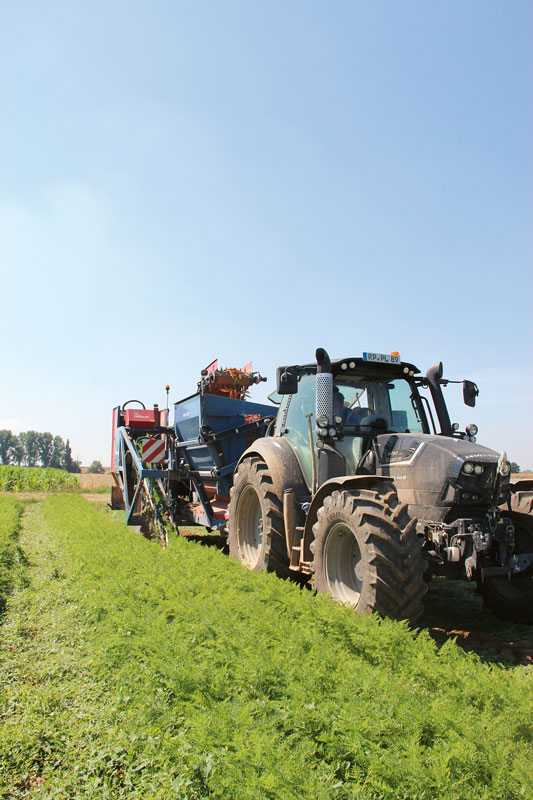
[463,380,479,408]
[276,366,299,395]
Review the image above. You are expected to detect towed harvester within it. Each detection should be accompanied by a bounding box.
[111,350,533,624]
[111,362,272,543]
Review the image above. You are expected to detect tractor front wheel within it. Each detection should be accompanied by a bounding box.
[311,485,426,621]
[227,457,289,576]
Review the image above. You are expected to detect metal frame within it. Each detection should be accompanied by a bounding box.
[116,427,173,545]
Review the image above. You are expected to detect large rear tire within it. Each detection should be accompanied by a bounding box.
[477,515,533,624]
[227,457,289,576]
[311,485,426,621]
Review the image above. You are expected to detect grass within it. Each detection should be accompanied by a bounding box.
[0,494,532,799]
[79,483,110,495]
[0,466,79,492]
[0,496,23,614]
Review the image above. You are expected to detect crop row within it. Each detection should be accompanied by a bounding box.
[1,495,532,799]
[0,465,79,492]
[0,497,23,614]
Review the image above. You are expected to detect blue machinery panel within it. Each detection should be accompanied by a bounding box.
[174,392,275,529]
[175,392,273,474]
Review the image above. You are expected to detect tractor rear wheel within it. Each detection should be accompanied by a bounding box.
[311,485,426,621]
[228,457,289,577]
[477,515,533,624]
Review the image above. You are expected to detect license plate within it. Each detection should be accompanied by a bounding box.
[363,352,400,364]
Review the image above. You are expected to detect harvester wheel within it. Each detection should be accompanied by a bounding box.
[477,514,533,624]
[311,485,426,622]
[110,485,125,510]
[228,457,289,577]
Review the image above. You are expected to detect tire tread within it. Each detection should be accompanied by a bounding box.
[312,484,427,622]
[228,458,290,577]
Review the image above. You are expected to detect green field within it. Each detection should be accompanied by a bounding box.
[1,494,532,799]
[0,466,79,492]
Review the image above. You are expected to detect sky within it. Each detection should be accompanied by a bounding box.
[0,0,531,468]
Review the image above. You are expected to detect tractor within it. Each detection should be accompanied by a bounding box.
[227,348,533,623]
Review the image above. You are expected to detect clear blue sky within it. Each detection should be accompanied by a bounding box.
[1,1,531,467]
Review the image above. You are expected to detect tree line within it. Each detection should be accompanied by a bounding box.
[0,430,81,473]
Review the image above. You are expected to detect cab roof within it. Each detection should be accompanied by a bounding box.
[290,357,421,379]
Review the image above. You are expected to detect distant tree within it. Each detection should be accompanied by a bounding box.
[38,432,54,467]
[11,437,25,466]
[87,460,105,474]
[50,436,66,469]
[1,429,77,470]
[20,431,40,467]
[71,459,82,474]
[62,439,74,472]
[0,430,15,464]
[510,462,521,474]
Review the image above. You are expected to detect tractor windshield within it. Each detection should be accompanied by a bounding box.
[334,376,426,434]
[275,372,428,489]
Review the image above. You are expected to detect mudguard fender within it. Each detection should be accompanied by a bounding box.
[302,475,394,564]
[235,437,309,503]
[508,480,533,516]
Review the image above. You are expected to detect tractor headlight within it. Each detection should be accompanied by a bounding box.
[466,424,478,437]
[473,464,484,475]
[500,461,511,476]
[316,414,329,427]
[462,462,474,474]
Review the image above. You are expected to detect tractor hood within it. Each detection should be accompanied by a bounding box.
[371,433,506,522]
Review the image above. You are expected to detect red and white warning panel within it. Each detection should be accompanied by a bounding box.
[142,438,166,464]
